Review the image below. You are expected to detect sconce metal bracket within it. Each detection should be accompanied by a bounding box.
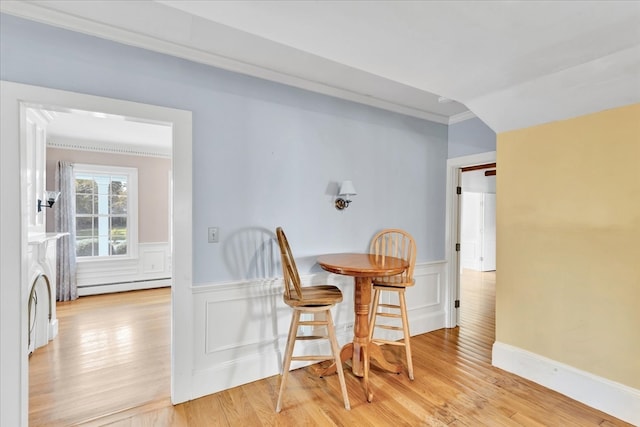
[335,198,351,210]
[37,199,54,212]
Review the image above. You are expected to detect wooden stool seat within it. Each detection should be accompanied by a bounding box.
[284,285,343,307]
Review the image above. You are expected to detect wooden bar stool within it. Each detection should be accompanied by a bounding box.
[368,229,417,380]
[275,227,350,412]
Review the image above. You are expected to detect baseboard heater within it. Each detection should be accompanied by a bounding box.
[77,277,171,295]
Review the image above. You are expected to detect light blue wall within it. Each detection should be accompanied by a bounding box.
[448,117,496,158]
[1,14,448,283]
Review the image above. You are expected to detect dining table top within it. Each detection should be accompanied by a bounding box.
[317,252,408,277]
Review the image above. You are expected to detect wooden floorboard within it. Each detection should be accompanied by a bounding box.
[29,272,632,426]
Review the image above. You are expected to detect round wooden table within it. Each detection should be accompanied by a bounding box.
[317,253,408,402]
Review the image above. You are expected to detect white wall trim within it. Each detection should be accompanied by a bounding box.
[0,81,193,426]
[493,341,640,426]
[448,110,477,125]
[444,151,496,328]
[0,2,453,125]
[189,260,446,400]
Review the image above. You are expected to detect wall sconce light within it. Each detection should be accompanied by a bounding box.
[38,191,61,212]
[335,180,357,210]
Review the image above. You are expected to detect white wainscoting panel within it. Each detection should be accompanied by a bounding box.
[142,250,166,274]
[190,260,446,400]
[77,242,171,295]
[493,341,640,426]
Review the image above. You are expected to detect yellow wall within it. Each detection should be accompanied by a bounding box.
[496,103,640,389]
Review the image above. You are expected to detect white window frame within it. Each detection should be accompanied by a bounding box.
[73,163,139,261]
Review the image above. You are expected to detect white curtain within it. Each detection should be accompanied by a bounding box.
[55,161,77,301]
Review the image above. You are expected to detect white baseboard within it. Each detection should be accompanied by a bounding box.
[492,341,640,426]
[192,347,281,399]
[48,319,58,340]
[191,328,356,401]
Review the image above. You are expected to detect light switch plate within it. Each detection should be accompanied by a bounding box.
[208,227,219,243]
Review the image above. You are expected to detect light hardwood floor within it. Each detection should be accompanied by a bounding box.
[29,273,632,426]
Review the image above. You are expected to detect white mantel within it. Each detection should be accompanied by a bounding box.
[26,232,67,354]
[28,231,69,246]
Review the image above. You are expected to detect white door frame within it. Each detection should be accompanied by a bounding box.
[0,81,193,426]
[444,151,496,328]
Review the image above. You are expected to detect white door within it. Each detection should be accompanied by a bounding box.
[481,193,496,271]
[461,191,496,272]
[461,192,483,271]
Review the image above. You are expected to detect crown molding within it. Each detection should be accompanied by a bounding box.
[1,2,452,125]
[448,110,476,125]
[47,137,171,158]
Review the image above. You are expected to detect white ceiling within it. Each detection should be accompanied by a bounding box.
[3,1,640,135]
[41,109,172,155]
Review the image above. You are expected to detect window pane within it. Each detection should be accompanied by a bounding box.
[76,194,94,215]
[110,240,127,255]
[75,178,96,195]
[76,217,95,238]
[76,217,97,257]
[111,178,127,196]
[110,217,127,255]
[76,237,96,257]
[76,215,96,258]
[110,195,127,214]
[111,217,127,238]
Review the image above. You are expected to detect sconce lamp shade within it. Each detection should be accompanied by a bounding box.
[38,190,61,212]
[338,180,357,197]
[335,180,357,210]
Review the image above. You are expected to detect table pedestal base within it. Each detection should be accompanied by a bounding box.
[320,342,402,402]
[316,254,408,403]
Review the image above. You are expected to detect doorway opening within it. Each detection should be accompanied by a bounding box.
[25,105,174,424]
[444,151,496,335]
[1,81,193,424]
[458,162,496,363]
